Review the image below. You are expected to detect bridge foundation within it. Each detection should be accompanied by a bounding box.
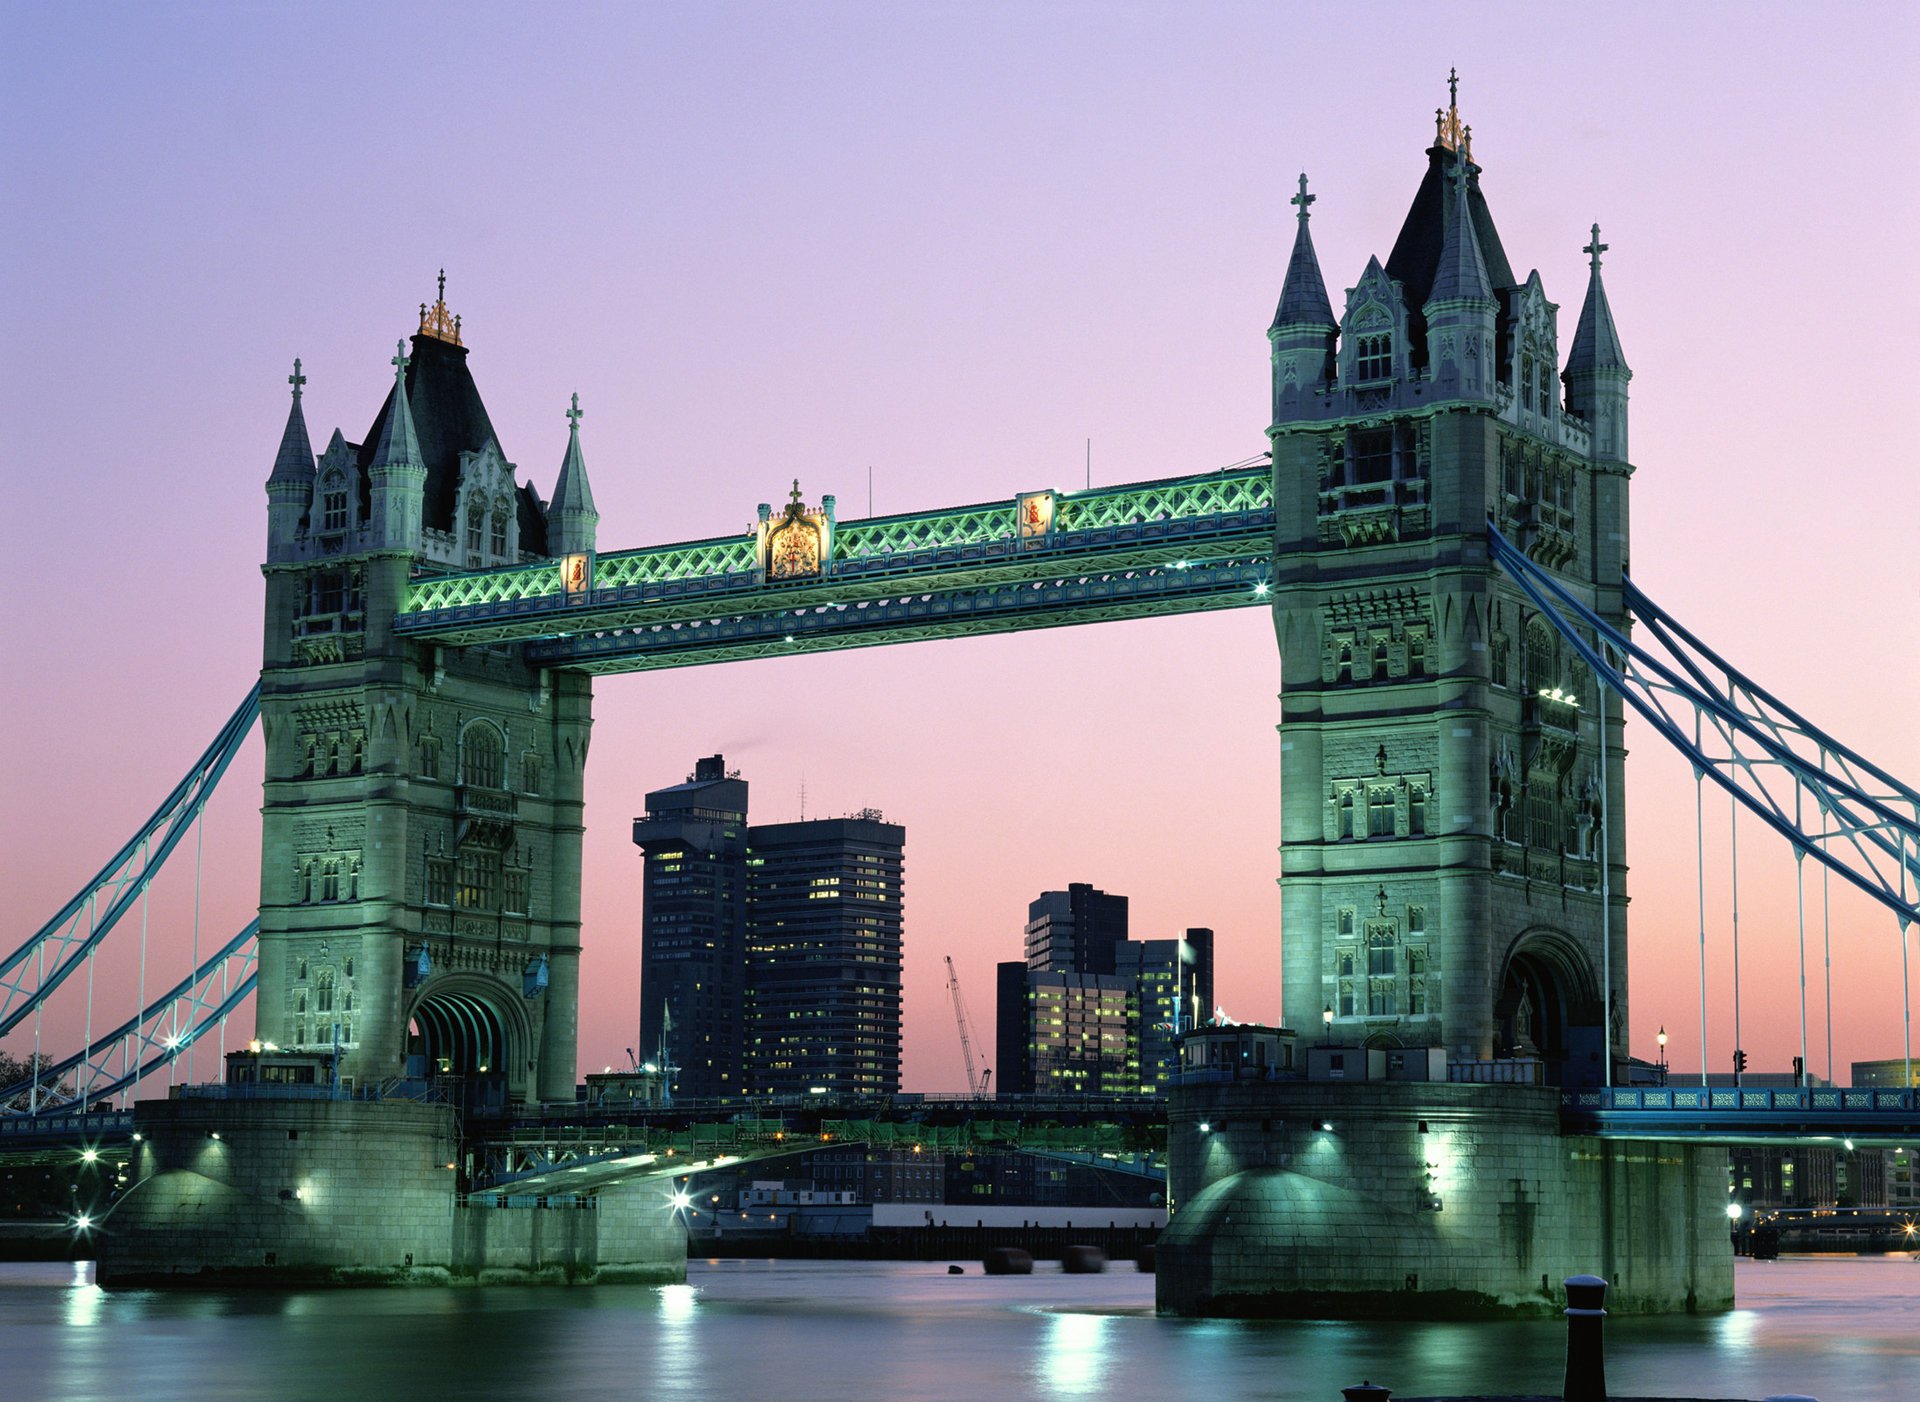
[1156,1081,1732,1318]
[96,1096,684,1287]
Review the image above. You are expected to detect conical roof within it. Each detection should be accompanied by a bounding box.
[551,394,597,518]
[1567,226,1629,374]
[1272,175,1337,332]
[267,359,315,485]
[366,339,425,474]
[1425,155,1495,310]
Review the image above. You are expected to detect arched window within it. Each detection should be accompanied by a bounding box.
[491,497,511,556]
[320,471,348,533]
[460,722,505,789]
[1523,621,1558,694]
[316,969,335,1013]
[466,504,485,553]
[1356,334,1392,381]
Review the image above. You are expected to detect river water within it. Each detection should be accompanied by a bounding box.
[3,1255,1914,1401]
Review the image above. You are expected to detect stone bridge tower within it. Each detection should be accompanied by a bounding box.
[257,282,599,1104]
[1268,87,1633,1083]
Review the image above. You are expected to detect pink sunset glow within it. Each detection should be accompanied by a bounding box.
[2,4,1915,1094]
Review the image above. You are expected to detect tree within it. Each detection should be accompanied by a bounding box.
[0,1050,74,1112]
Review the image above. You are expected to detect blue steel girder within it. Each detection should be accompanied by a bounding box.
[1489,527,1920,927]
[0,686,260,1038]
[0,921,259,1116]
[394,462,1275,652]
[528,552,1274,674]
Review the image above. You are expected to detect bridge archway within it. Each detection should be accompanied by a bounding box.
[407,975,530,1107]
[1494,928,1602,1088]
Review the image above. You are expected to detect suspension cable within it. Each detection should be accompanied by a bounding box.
[188,804,205,1085]
[1795,787,1809,1087]
[1822,849,1832,1086]
[1730,791,1742,1083]
[1599,664,1613,1088]
[1695,710,1710,1088]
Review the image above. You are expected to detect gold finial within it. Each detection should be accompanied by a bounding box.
[418,269,463,346]
[787,478,806,515]
[1436,66,1467,154]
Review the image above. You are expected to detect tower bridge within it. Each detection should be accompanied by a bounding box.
[4,77,1916,1309]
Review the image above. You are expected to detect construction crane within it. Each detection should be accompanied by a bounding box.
[944,955,992,1097]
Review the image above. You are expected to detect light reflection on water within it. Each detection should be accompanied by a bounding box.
[0,1255,1913,1401]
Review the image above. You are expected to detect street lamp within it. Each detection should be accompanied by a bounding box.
[1656,1026,1668,1085]
[1322,1005,1334,1045]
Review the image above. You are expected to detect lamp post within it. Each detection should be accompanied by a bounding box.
[1656,1025,1668,1086]
[1323,1004,1334,1046]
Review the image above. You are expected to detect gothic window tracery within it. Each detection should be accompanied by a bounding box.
[315,968,335,1014]
[457,849,497,909]
[460,721,505,790]
[320,472,348,533]
[1355,334,1393,382]
[466,505,484,553]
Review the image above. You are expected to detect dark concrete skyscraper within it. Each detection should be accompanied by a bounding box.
[632,756,749,1097]
[747,812,905,1095]
[1024,883,1129,974]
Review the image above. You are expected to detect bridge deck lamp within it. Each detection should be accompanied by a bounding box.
[1726,1203,1744,1221]
[1322,1005,1334,1043]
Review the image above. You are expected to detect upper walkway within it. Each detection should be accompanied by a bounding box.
[393,463,1275,672]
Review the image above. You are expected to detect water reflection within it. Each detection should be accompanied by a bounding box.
[62,1261,100,1327]
[1040,1311,1112,1397]
[0,1257,1910,1401]
[652,1281,700,1396]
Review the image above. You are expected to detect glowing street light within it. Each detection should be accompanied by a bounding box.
[1322,1005,1334,1044]
[1726,1202,1744,1221]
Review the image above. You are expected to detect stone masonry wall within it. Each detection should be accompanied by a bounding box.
[1156,1080,1731,1317]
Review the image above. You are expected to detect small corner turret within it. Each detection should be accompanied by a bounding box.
[367,338,427,552]
[1563,225,1631,463]
[1421,143,1497,396]
[266,358,315,560]
[1269,173,1339,416]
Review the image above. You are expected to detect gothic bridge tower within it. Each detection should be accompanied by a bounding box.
[258,280,601,1103]
[1269,84,1633,1082]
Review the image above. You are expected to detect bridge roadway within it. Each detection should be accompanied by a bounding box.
[465,1093,1170,1196]
[393,463,1276,672]
[5,1085,1914,1192]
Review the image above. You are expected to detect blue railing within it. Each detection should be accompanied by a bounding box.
[1565,1086,1916,1113]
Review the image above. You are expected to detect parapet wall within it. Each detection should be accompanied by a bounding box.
[1156,1080,1732,1318]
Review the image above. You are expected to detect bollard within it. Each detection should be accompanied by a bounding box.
[1562,1274,1608,1402]
[1340,1385,1391,1401]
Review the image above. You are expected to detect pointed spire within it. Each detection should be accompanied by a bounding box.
[1271,173,1337,331]
[1566,223,1629,373]
[368,339,424,473]
[1424,150,1494,309]
[549,391,599,555]
[552,392,597,518]
[267,357,315,484]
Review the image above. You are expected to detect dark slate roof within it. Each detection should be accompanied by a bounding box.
[517,480,549,556]
[1566,266,1629,375]
[354,333,502,532]
[1271,216,1337,332]
[1384,145,1515,364]
[267,393,315,485]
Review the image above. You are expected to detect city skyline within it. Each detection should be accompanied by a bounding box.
[4,4,1917,1093]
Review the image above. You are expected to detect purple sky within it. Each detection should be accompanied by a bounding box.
[3,3,1916,1092]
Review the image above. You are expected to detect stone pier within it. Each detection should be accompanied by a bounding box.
[1156,1081,1732,1318]
[96,1096,684,1287]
